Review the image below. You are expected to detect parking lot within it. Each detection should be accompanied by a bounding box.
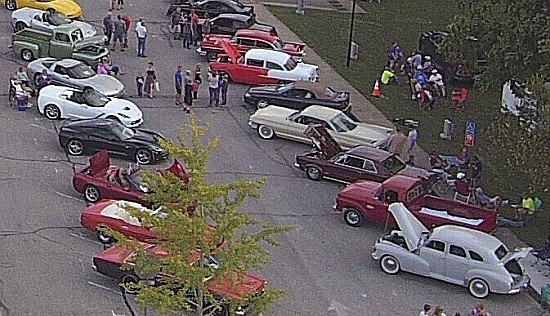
[0,0,544,315]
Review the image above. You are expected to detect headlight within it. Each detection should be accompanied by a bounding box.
[244,92,251,97]
[139,184,150,193]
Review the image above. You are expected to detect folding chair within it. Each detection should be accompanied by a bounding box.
[450,87,468,112]
[453,191,473,204]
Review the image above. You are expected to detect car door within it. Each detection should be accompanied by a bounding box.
[62,91,97,119]
[282,88,309,109]
[327,154,366,183]
[211,17,232,35]
[239,58,268,84]
[266,60,288,82]
[419,240,447,278]
[278,114,319,141]
[444,244,472,284]
[51,64,75,87]
[87,127,127,156]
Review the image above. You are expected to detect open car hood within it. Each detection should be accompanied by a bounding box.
[87,150,110,176]
[388,203,429,251]
[217,39,242,64]
[74,34,105,50]
[304,124,342,159]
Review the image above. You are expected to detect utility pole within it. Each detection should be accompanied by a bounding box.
[346,0,357,67]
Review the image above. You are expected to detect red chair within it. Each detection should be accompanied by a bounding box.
[451,87,468,112]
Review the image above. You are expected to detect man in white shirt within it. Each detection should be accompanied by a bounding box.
[429,68,446,97]
[135,18,147,57]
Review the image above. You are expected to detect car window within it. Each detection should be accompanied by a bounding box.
[234,20,247,29]
[343,156,364,169]
[54,32,70,42]
[363,160,377,172]
[295,115,321,125]
[333,153,346,164]
[54,65,68,75]
[449,245,466,258]
[383,190,399,203]
[33,14,42,22]
[266,61,283,70]
[238,38,255,46]
[494,244,508,260]
[469,250,484,262]
[273,38,283,50]
[67,63,95,79]
[256,41,273,49]
[246,58,264,67]
[83,90,109,107]
[406,184,424,202]
[382,155,406,174]
[215,18,230,27]
[426,240,445,252]
[71,29,83,42]
[330,113,357,132]
[111,123,136,140]
[284,57,298,71]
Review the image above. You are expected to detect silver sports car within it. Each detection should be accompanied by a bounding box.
[11,8,97,37]
[27,58,125,97]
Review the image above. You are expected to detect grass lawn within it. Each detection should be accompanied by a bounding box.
[267,1,549,246]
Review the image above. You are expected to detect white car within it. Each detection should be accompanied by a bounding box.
[11,8,97,37]
[248,105,392,149]
[38,86,143,128]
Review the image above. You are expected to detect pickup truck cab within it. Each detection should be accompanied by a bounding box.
[335,175,498,232]
[11,24,108,67]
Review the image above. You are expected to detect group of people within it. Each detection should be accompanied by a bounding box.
[419,302,491,316]
[11,66,54,110]
[170,8,210,48]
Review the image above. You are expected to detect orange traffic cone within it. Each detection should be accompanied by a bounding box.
[371,79,382,97]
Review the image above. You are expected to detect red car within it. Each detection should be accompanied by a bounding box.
[198,29,306,61]
[72,150,188,204]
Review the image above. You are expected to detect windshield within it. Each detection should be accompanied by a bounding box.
[273,38,283,50]
[330,113,357,132]
[284,57,298,71]
[382,156,406,174]
[67,63,95,79]
[83,90,109,107]
[49,13,70,25]
[128,171,149,192]
[324,87,336,98]
[495,244,509,260]
[111,123,135,140]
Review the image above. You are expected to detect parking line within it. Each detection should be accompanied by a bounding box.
[87,281,122,295]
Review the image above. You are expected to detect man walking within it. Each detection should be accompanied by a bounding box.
[122,14,132,49]
[111,15,126,52]
[407,126,418,153]
[102,12,113,46]
[207,69,219,106]
[135,18,147,57]
[174,65,183,105]
[386,126,407,157]
[220,74,229,105]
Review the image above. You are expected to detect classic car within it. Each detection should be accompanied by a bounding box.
[244,82,350,112]
[27,58,124,97]
[11,8,96,37]
[209,40,318,85]
[209,13,277,36]
[198,29,306,61]
[93,243,266,315]
[73,150,188,204]
[38,86,142,127]
[166,0,254,18]
[248,105,392,149]
[294,125,435,183]
[372,203,531,298]
[58,118,168,164]
[3,0,82,18]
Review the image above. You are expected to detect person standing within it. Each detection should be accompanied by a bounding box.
[192,63,202,99]
[419,304,432,316]
[428,69,446,97]
[407,126,418,153]
[122,14,132,49]
[470,155,482,188]
[220,74,229,105]
[102,12,113,46]
[207,69,219,106]
[174,65,183,105]
[182,16,192,49]
[171,8,182,40]
[386,126,407,157]
[111,15,126,52]
[135,19,147,57]
[144,61,156,98]
[202,13,211,36]
[109,0,116,11]
[183,70,193,113]
[135,73,144,98]
[190,9,199,46]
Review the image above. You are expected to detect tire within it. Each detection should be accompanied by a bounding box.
[257,125,274,140]
[84,185,101,203]
[66,139,84,156]
[14,22,26,32]
[212,304,229,316]
[44,104,61,120]
[344,208,364,227]
[380,255,400,275]
[305,166,322,181]
[468,278,490,299]
[21,49,34,62]
[95,227,115,244]
[5,0,16,11]
[256,99,269,109]
[121,274,139,294]
[135,148,153,165]
[34,74,42,87]
[206,50,218,62]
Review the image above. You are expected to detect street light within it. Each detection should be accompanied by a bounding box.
[346,0,357,67]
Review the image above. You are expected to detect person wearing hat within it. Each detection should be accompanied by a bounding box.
[422,55,433,72]
[454,172,473,196]
[429,68,446,97]
[98,57,123,76]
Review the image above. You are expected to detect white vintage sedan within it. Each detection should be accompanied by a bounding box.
[11,8,96,37]
[248,105,391,149]
[38,86,143,128]
[372,203,531,299]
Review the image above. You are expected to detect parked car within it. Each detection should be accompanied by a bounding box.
[27,58,124,97]
[294,125,435,183]
[166,0,254,18]
[3,0,83,18]
[209,39,318,85]
[372,203,531,298]
[93,243,267,314]
[248,105,392,149]
[73,150,188,204]
[209,13,277,36]
[244,82,350,112]
[38,86,141,127]
[198,29,305,61]
[11,8,96,36]
[58,118,168,164]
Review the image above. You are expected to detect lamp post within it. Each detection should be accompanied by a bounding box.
[346,0,357,67]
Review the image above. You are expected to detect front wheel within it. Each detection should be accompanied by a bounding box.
[14,22,26,32]
[206,50,218,62]
[256,99,269,109]
[84,185,100,203]
[66,139,84,156]
[5,0,16,11]
[305,166,322,181]
[468,278,490,299]
[380,255,400,274]
[344,208,364,227]
[257,125,274,140]
[44,104,61,120]
[135,149,153,165]
[121,274,140,294]
[21,49,34,62]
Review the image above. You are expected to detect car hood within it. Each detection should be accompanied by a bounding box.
[207,272,266,299]
[304,124,342,158]
[247,84,281,94]
[503,247,533,263]
[129,130,164,146]
[389,202,429,251]
[86,150,110,175]
[49,0,82,18]
[104,99,142,119]
[250,105,297,121]
[85,75,125,96]
[351,124,392,146]
[218,38,242,64]
[74,34,105,50]
[398,166,435,180]
[73,21,97,38]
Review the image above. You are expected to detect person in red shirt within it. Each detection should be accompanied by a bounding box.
[190,9,199,46]
[454,172,472,196]
[122,14,132,49]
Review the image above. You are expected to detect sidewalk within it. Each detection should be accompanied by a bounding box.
[251,1,549,302]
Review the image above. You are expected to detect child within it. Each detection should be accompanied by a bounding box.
[136,74,144,98]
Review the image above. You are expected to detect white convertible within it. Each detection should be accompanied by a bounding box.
[38,86,143,128]
[11,8,97,37]
[248,105,392,149]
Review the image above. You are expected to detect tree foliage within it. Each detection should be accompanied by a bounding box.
[114,116,292,315]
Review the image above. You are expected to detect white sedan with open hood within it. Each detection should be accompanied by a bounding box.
[38,86,143,128]
[372,203,531,299]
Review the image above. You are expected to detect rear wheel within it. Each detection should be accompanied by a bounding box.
[380,255,400,274]
[44,104,61,120]
[135,148,153,165]
[206,50,218,62]
[256,99,269,109]
[34,74,42,87]
[305,166,322,181]
[5,0,16,11]
[84,185,100,203]
[121,274,140,294]
[66,139,84,156]
[468,278,490,299]
[344,208,364,227]
[257,125,274,139]
[14,22,26,32]
[21,49,34,62]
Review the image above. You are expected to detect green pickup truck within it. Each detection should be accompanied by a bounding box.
[11,24,108,67]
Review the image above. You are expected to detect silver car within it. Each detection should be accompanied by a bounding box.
[27,58,125,97]
[11,8,97,37]
[372,203,531,299]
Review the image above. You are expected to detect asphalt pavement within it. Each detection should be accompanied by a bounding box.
[0,0,547,315]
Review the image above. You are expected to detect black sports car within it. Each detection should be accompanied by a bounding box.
[166,0,254,19]
[58,118,168,165]
[209,13,277,36]
[244,82,352,113]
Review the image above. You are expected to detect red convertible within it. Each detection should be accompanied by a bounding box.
[72,150,188,204]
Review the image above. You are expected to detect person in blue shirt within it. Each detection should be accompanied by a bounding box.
[413,66,427,85]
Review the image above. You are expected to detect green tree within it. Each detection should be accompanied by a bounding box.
[114,116,292,315]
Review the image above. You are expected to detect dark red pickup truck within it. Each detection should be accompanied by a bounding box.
[334,175,498,233]
[198,29,306,61]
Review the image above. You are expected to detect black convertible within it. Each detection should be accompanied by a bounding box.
[244,82,352,113]
[166,0,254,18]
[209,13,277,36]
[58,118,168,165]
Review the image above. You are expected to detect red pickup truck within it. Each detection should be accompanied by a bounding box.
[198,29,306,61]
[334,175,498,233]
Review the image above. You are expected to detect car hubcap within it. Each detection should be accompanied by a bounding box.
[383,257,397,272]
[259,126,272,138]
[7,0,15,10]
[472,281,487,296]
[68,141,83,155]
[346,212,359,224]
[136,150,151,164]
[307,167,320,179]
[22,51,31,60]
[257,100,268,108]
[85,187,99,202]
[45,106,59,119]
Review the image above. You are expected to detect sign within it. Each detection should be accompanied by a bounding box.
[466,121,477,134]
[465,133,475,147]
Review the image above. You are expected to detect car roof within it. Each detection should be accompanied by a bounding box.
[235,29,276,42]
[292,81,334,99]
[384,175,421,191]
[347,146,392,161]
[214,13,251,21]
[245,49,290,64]
[300,105,341,120]
[431,225,503,253]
